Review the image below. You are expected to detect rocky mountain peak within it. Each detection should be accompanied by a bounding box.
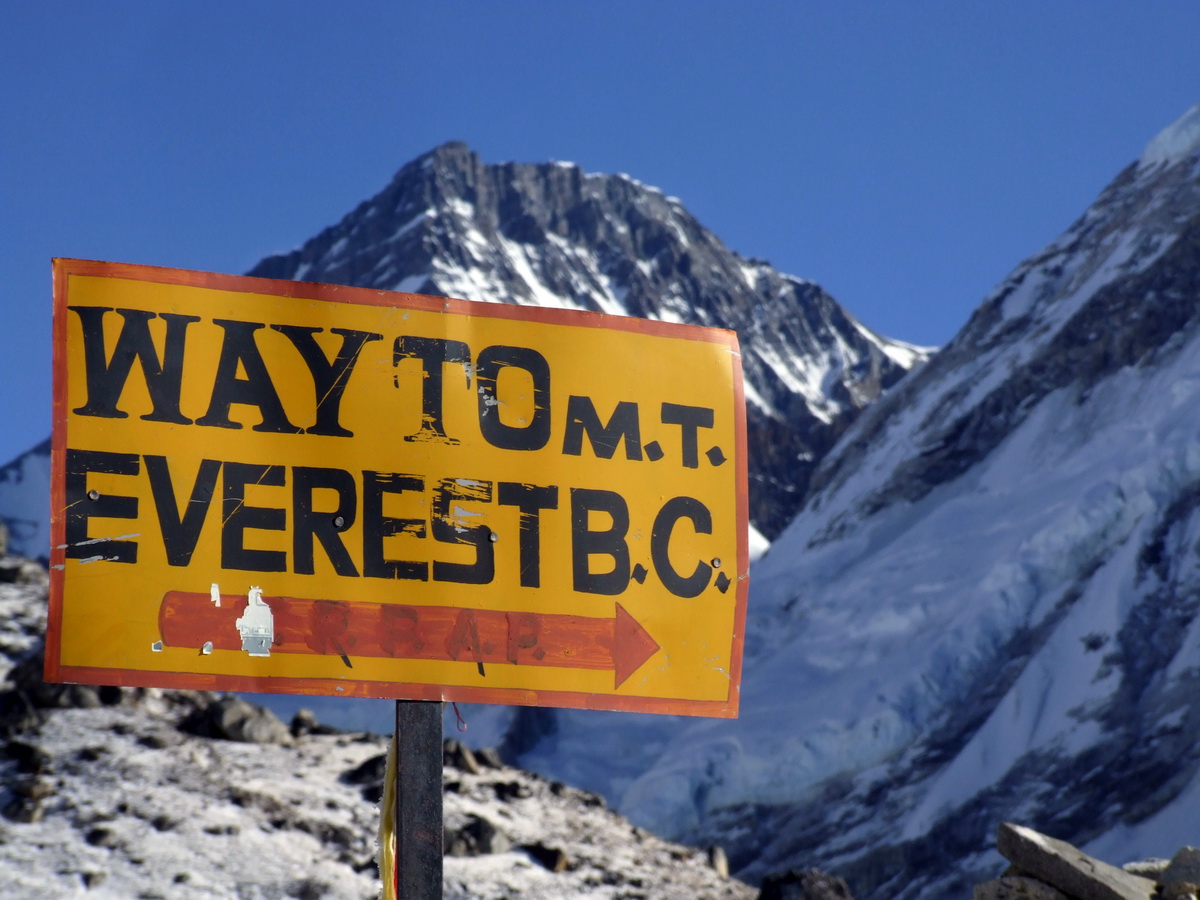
[247,144,929,538]
[0,145,927,560]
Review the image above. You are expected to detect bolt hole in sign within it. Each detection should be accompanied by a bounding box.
[46,259,748,717]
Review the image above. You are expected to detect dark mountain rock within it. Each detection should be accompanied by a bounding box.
[248,143,927,539]
[478,103,1200,900]
[759,868,855,900]
[0,146,925,559]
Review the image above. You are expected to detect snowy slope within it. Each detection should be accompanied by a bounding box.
[501,103,1200,899]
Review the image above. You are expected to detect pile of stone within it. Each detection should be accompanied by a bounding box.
[975,823,1199,900]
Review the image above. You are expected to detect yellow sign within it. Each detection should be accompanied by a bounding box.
[47,259,748,716]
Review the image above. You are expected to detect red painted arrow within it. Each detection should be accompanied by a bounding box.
[158,590,661,688]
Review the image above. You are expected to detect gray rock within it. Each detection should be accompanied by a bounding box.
[996,823,1156,900]
[289,707,340,737]
[4,738,51,773]
[1,774,51,824]
[973,876,1070,900]
[84,826,120,849]
[11,775,54,801]
[340,752,387,785]
[520,842,570,873]
[443,738,481,774]
[0,556,43,585]
[1162,848,1200,887]
[475,746,503,769]
[180,696,291,744]
[7,645,123,710]
[758,868,855,900]
[81,871,107,889]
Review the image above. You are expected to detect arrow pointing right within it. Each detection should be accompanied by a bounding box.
[158,591,661,688]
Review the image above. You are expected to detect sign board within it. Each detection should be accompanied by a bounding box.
[47,259,748,717]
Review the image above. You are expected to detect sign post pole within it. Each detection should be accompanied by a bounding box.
[394,699,443,899]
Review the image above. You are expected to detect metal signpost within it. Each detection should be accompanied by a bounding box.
[394,700,442,898]
[46,259,749,897]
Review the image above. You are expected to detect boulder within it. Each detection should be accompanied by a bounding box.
[1160,848,1200,900]
[290,707,341,737]
[1123,860,1171,880]
[758,868,855,900]
[709,844,730,879]
[521,842,570,872]
[179,696,291,744]
[444,814,511,857]
[443,738,481,774]
[996,823,1156,900]
[7,644,123,709]
[974,875,1070,900]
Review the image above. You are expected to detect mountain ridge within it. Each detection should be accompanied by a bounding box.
[246,141,930,540]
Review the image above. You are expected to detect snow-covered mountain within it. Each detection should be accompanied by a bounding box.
[247,142,928,540]
[8,105,1197,900]
[0,144,926,559]
[499,103,1200,899]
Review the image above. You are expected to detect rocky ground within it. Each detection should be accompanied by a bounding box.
[0,552,752,899]
[5,542,1191,900]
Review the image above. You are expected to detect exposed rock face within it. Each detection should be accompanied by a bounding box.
[247,142,927,539]
[1160,849,1200,900]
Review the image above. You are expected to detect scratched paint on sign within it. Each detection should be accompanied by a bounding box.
[46,259,749,717]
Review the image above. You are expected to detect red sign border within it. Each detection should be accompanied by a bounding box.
[47,258,749,718]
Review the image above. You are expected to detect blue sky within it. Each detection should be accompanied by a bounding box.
[3,2,1198,465]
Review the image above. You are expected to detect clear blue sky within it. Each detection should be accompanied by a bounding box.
[3,2,1198,465]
